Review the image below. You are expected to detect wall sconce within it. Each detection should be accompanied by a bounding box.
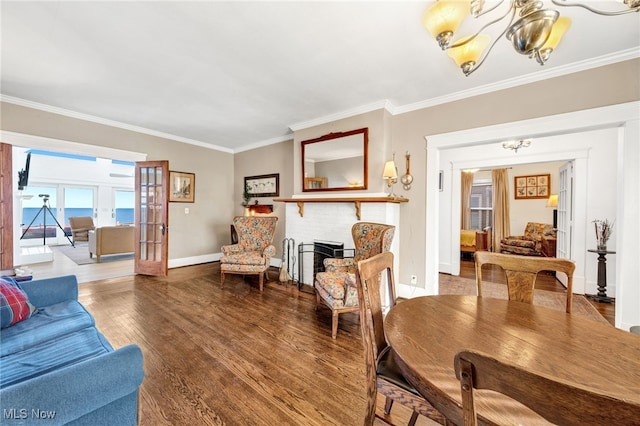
[546,194,558,228]
[383,159,398,197]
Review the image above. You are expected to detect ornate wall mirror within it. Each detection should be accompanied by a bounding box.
[301,128,368,192]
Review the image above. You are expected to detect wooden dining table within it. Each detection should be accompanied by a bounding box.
[384,295,640,425]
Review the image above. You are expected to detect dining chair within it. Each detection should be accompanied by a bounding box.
[356,252,447,426]
[454,349,640,426]
[474,251,575,313]
[314,222,395,339]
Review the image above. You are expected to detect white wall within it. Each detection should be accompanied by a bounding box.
[425,102,639,331]
[438,127,618,296]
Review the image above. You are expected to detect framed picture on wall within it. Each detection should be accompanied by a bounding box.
[169,171,195,203]
[245,173,279,197]
[514,174,550,200]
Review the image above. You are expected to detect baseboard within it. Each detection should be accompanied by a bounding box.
[168,254,283,270]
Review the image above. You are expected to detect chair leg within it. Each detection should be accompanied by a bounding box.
[408,411,419,426]
[384,397,394,414]
[258,272,264,292]
[220,272,225,288]
[332,311,339,339]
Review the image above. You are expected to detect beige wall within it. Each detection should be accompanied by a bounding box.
[1,59,638,283]
[1,102,235,261]
[233,140,293,259]
[286,59,639,287]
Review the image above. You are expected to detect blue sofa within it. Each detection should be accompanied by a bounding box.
[0,275,144,425]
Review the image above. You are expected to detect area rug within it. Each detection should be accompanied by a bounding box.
[439,275,610,325]
[54,244,134,265]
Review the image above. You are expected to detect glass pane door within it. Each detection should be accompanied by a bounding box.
[63,186,96,245]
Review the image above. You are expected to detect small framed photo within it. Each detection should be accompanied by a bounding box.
[245,173,279,197]
[169,171,195,203]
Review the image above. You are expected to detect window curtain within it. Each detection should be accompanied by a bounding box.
[461,171,474,230]
[491,169,510,252]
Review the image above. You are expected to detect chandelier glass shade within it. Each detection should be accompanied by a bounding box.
[422,0,640,76]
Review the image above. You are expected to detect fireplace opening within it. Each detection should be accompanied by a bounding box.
[296,240,354,291]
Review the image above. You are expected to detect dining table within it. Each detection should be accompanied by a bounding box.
[384,295,640,425]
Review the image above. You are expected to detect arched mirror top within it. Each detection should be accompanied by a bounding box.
[301,127,368,192]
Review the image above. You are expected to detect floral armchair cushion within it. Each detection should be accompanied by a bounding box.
[220,216,278,272]
[501,222,555,255]
[323,222,396,275]
[316,222,395,308]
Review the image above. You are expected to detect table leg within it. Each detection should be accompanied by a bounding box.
[589,252,615,303]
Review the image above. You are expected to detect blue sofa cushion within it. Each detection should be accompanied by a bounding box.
[0,300,95,357]
[0,277,37,329]
[0,326,114,387]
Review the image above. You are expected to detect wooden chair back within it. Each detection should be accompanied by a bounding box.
[455,349,640,426]
[356,251,396,424]
[474,251,575,313]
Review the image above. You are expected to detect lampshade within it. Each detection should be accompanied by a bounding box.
[546,194,558,208]
[422,0,471,39]
[383,161,398,179]
[447,34,491,67]
[541,16,571,51]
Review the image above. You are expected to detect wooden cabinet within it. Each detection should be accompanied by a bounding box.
[541,236,557,258]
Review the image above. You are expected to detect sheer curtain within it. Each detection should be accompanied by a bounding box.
[461,171,474,230]
[492,169,511,252]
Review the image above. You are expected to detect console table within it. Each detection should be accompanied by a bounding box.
[587,248,616,303]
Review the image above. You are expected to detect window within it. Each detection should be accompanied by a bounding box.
[470,183,492,230]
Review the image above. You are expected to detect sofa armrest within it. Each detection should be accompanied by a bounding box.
[0,345,144,425]
[18,275,78,307]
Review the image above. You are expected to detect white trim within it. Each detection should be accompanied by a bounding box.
[288,100,395,132]
[0,130,147,162]
[0,95,234,154]
[395,48,640,115]
[168,253,220,269]
[424,101,640,330]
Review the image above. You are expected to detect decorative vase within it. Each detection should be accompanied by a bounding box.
[597,244,607,252]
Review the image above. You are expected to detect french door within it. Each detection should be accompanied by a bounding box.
[134,161,168,276]
[556,161,573,288]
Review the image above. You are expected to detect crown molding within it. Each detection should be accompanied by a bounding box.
[0,94,234,154]
[394,48,640,115]
[288,100,395,132]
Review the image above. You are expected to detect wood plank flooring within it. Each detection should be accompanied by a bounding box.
[20,249,614,425]
[77,263,438,426]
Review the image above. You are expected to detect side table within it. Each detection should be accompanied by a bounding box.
[587,249,616,303]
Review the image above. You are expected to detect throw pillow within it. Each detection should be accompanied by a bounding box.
[0,277,37,329]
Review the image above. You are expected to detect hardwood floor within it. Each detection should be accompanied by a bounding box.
[76,263,439,426]
[459,258,615,326]
[21,251,613,425]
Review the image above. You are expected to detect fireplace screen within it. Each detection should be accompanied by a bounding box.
[296,240,354,291]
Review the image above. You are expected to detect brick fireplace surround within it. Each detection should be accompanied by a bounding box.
[275,196,406,288]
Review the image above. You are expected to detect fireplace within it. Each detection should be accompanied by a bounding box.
[277,196,405,289]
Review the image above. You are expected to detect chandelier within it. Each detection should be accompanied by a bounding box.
[502,139,531,152]
[422,0,640,76]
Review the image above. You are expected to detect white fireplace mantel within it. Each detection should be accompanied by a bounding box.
[274,196,408,220]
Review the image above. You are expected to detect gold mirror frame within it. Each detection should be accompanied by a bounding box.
[301,128,368,192]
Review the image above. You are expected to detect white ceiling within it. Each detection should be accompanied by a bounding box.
[2,1,639,153]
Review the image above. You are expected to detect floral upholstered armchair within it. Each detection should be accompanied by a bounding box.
[500,222,555,256]
[314,222,395,339]
[220,216,278,292]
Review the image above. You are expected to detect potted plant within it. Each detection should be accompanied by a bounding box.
[242,184,252,215]
[593,219,614,251]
